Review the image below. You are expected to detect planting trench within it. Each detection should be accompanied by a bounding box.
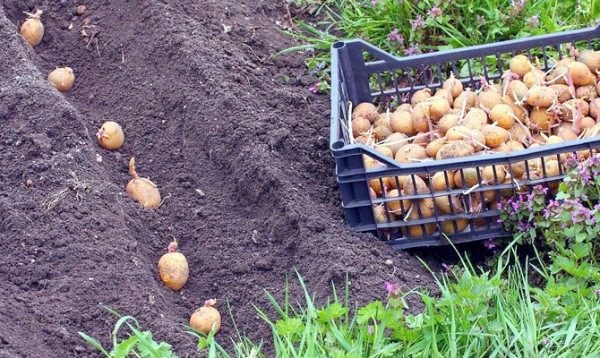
[0,0,438,356]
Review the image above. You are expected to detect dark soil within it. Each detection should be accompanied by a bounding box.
[0,1,438,356]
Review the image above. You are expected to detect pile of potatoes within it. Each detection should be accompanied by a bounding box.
[351,50,600,238]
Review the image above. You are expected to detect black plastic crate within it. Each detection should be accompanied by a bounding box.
[329,24,600,249]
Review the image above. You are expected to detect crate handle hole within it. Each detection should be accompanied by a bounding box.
[332,140,345,150]
[332,41,346,49]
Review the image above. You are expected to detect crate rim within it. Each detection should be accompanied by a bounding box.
[329,23,600,156]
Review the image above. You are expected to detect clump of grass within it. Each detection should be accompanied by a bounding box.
[280,0,599,92]
[78,307,176,358]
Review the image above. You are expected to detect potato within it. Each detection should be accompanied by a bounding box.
[370,178,385,196]
[97,121,125,150]
[577,50,600,72]
[446,125,470,141]
[559,99,589,121]
[381,132,409,155]
[490,104,514,129]
[411,88,432,105]
[158,241,189,291]
[556,126,578,141]
[426,137,447,157]
[369,187,377,199]
[481,125,509,148]
[510,54,533,77]
[546,64,568,85]
[126,157,161,209]
[373,204,388,223]
[395,144,428,163]
[586,123,600,138]
[590,98,600,120]
[502,95,527,122]
[384,175,408,190]
[431,171,455,191]
[386,189,410,214]
[434,195,464,215]
[529,107,553,131]
[441,219,469,235]
[453,90,477,111]
[397,103,413,112]
[190,299,221,335]
[363,155,382,170]
[438,113,459,136]
[476,90,503,110]
[508,80,529,102]
[374,113,392,130]
[436,140,475,160]
[549,84,573,103]
[372,125,392,141]
[545,135,562,145]
[481,165,506,184]
[353,102,379,123]
[526,86,556,108]
[434,88,454,106]
[506,140,525,152]
[443,74,464,99]
[581,116,596,130]
[20,10,44,47]
[508,125,530,145]
[48,67,75,92]
[354,135,373,145]
[539,160,561,188]
[463,108,488,129]
[454,167,480,188]
[576,85,598,100]
[402,175,429,195]
[568,61,596,86]
[391,110,416,135]
[374,145,394,158]
[412,102,431,133]
[412,132,431,146]
[418,198,436,218]
[523,69,546,88]
[406,204,436,237]
[352,117,371,138]
[430,97,451,121]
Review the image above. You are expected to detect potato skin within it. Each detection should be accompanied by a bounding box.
[158,252,189,290]
[190,306,221,334]
[436,140,475,160]
[127,178,161,209]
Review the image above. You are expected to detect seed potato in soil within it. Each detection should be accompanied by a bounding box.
[0,0,437,356]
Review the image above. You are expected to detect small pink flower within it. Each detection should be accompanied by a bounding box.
[387,28,404,44]
[484,239,496,250]
[410,15,425,30]
[385,281,402,297]
[428,7,442,18]
[527,15,540,27]
[371,0,379,6]
[367,325,374,335]
[308,82,320,94]
[595,288,600,296]
[404,44,421,56]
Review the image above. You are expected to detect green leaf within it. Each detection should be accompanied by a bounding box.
[571,243,591,259]
[356,301,385,325]
[275,317,305,337]
[317,303,349,323]
[109,335,139,358]
[78,332,110,357]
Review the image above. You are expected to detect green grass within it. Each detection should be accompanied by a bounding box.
[187,239,600,357]
[78,307,176,357]
[280,0,599,91]
[78,242,600,357]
